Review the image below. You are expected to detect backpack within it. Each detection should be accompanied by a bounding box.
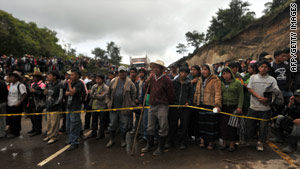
[16,82,30,111]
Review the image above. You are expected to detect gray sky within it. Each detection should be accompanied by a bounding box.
[0,0,270,65]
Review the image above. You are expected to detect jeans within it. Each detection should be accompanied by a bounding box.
[142,109,149,139]
[108,111,133,133]
[91,111,109,135]
[147,104,169,137]
[66,113,82,145]
[245,108,271,142]
[0,102,6,137]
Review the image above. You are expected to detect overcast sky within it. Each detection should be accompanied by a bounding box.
[0,0,270,65]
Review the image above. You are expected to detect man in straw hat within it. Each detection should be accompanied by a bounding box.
[141,60,175,156]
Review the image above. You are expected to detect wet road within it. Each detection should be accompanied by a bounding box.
[0,116,299,169]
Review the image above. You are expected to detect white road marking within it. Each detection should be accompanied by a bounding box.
[37,145,71,167]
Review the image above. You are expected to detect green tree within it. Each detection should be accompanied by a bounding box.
[176,43,188,56]
[0,10,66,58]
[106,41,122,65]
[92,47,107,60]
[185,31,205,50]
[263,0,289,14]
[206,0,255,42]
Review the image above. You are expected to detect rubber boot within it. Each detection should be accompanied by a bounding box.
[106,131,115,148]
[141,135,154,153]
[153,136,166,156]
[269,128,284,143]
[282,135,298,154]
[121,132,126,147]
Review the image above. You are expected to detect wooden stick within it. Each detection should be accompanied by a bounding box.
[131,83,150,155]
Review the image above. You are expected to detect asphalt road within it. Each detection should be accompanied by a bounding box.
[0,115,299,169]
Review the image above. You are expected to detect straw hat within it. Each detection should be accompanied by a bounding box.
[150,60,166,69]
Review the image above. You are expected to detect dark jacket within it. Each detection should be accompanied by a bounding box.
[30,80,46,112]
[287,102,300,120]
[172,77,194,105]
[0,80,8,104]
[45,80,64,112]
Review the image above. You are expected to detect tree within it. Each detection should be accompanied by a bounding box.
[206,0,255,42]
[92,47,107,60]
[0,10,66,58]
[263,0,289,14]
[176,43,188,56]
[106,41,122,65]
[185,31,205,50]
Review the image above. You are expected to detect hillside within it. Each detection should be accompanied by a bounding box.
[176,2,300,66]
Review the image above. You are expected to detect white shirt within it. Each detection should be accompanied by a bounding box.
[247,74,279,111]
[8,81,27,106]
[84,78,91,84]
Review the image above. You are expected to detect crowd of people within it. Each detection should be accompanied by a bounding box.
[0,48,299,156]
[0,54,114,76]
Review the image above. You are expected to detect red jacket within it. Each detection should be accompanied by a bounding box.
[145,74,174,106]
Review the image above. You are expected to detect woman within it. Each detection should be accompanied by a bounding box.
[219,67,244,152]
[194,64,221,150]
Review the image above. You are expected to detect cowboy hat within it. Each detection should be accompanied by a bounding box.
[32,71,43,77]
[150,60,165,69]
[264,55,273,59]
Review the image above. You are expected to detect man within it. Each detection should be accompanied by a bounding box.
[167,65,194,150]
[65,69,85,151]
[84,74,96,130]
[106,66,136,148]
[0,77,8,138]
[28,72,46,137]
[264,55,273,63]
[7,71,28,138]
[142,60,175,156]
[129,68,140,135]
[106,71,115,86]
[83,74,92,84]
[270,49,292,107]
[246,60,279,151]
[270,89,300,153]
[137,68,148,142]
[43,70,64,144]
[291,50,300,92]
[59,71,71,133]
[88,74,109,139]
[168,65,178,80]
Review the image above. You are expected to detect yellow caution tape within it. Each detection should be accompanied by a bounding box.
[0,105,278,121]
[266,141,297,167]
